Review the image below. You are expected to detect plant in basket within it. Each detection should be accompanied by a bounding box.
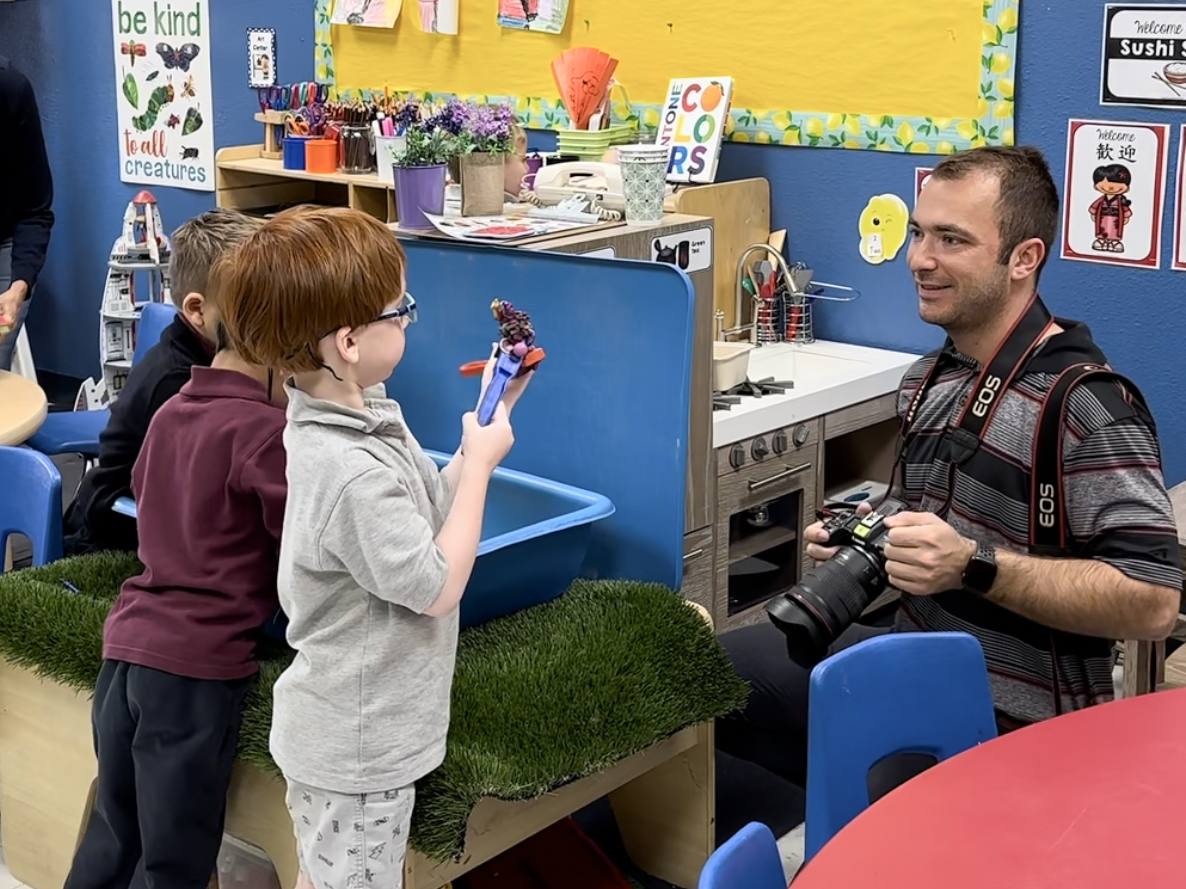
[455,102,516,216]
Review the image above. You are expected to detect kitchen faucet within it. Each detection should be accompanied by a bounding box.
[719,243,796,345]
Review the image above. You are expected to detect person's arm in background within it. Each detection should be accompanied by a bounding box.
[0,67,54,324]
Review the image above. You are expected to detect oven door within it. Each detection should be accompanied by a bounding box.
[714,428,819,631]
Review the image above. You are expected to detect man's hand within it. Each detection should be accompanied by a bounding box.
[0,281,29,331]
[804,502,872,562]
[882,511,977,596]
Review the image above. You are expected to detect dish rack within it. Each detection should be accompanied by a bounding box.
[731,243,860,345]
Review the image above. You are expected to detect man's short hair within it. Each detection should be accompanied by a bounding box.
[169,209,261,308]
[930,145,1060,275]
[212,206,407,372]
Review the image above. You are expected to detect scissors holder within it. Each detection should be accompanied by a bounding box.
[338,124,376,174]
[254,110,288,160]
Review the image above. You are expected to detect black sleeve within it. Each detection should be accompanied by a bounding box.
[144,368,191,419]
[8,70,54,291]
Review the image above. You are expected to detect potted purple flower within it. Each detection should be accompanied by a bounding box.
[456,102,515,216]
[424,98,471,184]
[391,101,457,230]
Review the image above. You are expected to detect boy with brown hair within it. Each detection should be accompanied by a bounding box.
[221,206,527,888]
[65,207,261,554]
[64,243,289,889]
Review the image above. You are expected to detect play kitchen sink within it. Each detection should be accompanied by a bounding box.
[425,451,615,628]
[712,339,919,447]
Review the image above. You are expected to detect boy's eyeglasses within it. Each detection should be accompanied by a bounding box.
[372,292,417,327]
[314,293,418,343]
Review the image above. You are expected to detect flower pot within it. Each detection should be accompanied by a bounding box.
[394,163,447,230]
[459,152,506,216]
[447,155,461,184]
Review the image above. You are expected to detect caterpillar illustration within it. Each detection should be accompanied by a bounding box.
[132,84,175,132]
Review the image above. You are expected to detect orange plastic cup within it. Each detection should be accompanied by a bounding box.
[305,139,338,174]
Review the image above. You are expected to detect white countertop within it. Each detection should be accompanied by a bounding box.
[713,340,920,448]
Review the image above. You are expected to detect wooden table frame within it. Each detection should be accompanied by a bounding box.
[0,659,714,889]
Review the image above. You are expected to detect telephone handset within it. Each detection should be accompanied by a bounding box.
[532,162,625,212]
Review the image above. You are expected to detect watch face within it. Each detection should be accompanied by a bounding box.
[965,543,997,594]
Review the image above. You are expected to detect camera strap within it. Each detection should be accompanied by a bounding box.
[900,293,1055,456]
[1030,361,1153,554]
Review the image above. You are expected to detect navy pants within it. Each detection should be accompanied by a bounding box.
[64,660,253,889]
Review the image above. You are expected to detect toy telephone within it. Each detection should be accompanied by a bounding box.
[533,162,626,212]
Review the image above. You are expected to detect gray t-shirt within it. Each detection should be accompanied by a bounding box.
[270,383,457,793]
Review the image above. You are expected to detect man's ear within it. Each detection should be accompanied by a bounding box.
[1010,237,1046,281]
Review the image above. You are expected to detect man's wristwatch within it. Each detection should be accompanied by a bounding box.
[961,540,997,596]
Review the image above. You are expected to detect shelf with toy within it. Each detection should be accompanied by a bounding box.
[86,191,173,406]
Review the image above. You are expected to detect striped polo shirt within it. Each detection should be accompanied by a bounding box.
[889,318,1181,723]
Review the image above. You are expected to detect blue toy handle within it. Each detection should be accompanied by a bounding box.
[477,351,521,425]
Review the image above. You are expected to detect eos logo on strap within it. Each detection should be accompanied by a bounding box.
[970,374,1003,418]
[1037,481,1057,529]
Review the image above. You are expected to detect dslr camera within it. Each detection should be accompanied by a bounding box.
[766,498,908,667]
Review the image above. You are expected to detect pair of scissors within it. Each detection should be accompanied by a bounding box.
[259,85,289,111]
[285,111,311,136]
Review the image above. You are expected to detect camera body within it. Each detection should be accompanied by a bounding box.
[817,497,907,556]
[766,498,909,667]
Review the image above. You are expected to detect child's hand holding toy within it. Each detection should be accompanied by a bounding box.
[460,299,545,425]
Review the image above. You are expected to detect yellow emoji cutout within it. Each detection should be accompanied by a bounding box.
[858,194,910,264]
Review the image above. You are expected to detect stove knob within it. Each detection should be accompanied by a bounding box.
[729,444,747,470]
[771,430,789,455]
[751,437,770,461]
[792,424,810,448]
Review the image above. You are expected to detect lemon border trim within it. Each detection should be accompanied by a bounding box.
[313,0,1018,157]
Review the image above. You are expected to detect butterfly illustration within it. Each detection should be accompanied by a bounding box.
[182,75,196,98]
[166,114,181,129]
[156,42,200,71]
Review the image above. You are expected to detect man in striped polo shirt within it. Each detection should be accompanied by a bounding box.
[717,146,1181,825]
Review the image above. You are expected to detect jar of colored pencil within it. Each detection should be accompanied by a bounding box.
[338,124,376,174]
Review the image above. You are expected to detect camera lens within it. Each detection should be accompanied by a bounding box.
[766,547,885,667]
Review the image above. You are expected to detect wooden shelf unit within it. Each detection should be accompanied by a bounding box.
[215,145,398,223]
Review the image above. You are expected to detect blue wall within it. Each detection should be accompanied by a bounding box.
[715,1,1186,483]
[0,0,314,379]
[4,0,1184,482]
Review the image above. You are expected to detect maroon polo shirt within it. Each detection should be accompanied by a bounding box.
[103,367,287,680]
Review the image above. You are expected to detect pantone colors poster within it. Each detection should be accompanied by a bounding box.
[112,0,215,192]
[656,77,733,184]
[1060,119,1169,269]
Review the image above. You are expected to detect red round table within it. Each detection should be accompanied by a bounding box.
[793,688,1186,887]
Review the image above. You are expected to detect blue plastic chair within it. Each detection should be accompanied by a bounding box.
[0,446,63,567]
[698,822,785,889]
[27,303,177,458]
[804,632,998,861]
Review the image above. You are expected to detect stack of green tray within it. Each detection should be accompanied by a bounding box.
[555,124,638,161]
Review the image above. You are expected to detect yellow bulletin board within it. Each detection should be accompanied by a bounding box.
[313,0,1020,155]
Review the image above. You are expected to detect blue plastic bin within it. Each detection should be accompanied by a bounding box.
[282,136,311,170]
[111,456,614,633]
[422,450,616,627]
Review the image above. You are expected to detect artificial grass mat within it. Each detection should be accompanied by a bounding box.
[0,552,748,862]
